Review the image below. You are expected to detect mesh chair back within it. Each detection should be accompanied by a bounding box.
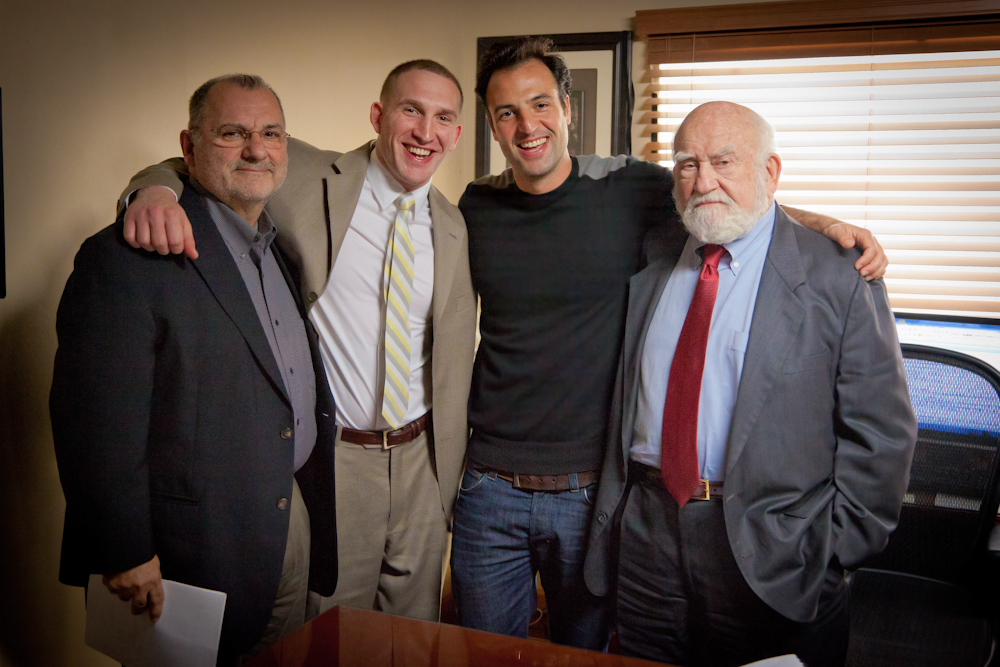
[864,344,1000,582]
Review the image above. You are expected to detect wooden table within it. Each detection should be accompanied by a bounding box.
[245,606,671,667]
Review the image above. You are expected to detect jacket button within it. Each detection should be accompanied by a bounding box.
[308,292,318,302]
[277,497,289,510]
[281,427,293,439]
[598,512,607,524]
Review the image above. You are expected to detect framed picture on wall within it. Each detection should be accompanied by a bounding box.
[1,87,5,299]
[474,31,633,179]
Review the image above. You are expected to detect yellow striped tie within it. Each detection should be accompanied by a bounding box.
[382,192,416,429]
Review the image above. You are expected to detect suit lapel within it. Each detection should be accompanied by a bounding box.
[326,142,466,324]
[430,186,465,326]
[181,187,289,403]
[726,209,806,474]
[323,142,371,276]
[621,233,687,464]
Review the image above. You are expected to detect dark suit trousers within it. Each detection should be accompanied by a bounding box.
[617,467,849,667]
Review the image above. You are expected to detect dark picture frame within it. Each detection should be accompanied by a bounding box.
[474,31,633,179]
[1,87,5,298]
[567,72,595,156]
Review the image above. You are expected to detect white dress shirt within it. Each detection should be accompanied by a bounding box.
[310,149,435,430]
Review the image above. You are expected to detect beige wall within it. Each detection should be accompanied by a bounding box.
[0,0,768,664]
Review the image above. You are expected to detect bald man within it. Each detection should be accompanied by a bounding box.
[584,102,917,667]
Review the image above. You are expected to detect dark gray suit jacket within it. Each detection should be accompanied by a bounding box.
[51,183,338,660]
[584,207,917,622]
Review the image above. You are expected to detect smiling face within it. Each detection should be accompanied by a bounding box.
[485,59,572,195]
[671,102,780,244]
[370,69,463,192]
[181,82,288,224]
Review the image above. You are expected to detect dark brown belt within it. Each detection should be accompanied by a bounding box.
[476,468,599,492]
[638,463,724,501]
[340,413,429,450]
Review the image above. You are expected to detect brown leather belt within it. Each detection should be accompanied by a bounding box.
[340,413,429,450]
[477,468,599,492]
[638,463,724,502]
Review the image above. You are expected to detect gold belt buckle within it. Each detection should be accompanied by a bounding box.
[382,431,400,450]
[697,478,711,501]
[383,423,414,450]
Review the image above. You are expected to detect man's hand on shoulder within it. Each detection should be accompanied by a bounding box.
[822,222,887,281]
[124,187,198,259]
[782,205,887,281]
[102,554,165,621]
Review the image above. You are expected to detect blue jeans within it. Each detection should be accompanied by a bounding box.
[449,468,612,650]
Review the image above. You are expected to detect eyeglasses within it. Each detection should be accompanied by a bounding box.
[194,125,290,149]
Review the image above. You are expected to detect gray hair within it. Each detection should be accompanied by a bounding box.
[749,110,777,168]
[188,74,285,133]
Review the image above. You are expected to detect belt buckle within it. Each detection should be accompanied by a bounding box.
[382,431,396,451]
[697,478,711,501]
[382,426,407,450]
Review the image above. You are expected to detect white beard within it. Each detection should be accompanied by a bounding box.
[676,172,772,244]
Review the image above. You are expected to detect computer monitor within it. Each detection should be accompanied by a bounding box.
[894,312,1000,442]
[894,313,1000,375]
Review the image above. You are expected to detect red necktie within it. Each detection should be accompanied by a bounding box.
[661,244,727,507]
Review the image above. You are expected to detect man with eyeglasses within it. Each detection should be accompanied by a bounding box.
[111,61,472,624]
[50,74,338,664]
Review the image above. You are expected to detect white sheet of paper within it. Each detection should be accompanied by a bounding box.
[741,656,804,667]
[85,574,227,667]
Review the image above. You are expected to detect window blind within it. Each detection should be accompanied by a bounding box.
[645,49,1000,317]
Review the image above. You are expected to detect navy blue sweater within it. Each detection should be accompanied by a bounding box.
[460,156,677,474]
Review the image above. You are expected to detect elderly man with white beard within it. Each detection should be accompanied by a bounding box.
[583,101,917,667]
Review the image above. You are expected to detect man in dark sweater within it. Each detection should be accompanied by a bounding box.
[450,37,888,650]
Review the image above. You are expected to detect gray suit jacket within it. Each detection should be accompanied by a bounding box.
[122,139,477,519]
[583,207,917,622]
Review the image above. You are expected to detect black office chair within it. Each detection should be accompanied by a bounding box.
[847,344,1000,667]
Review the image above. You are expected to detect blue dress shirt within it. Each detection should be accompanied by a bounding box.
[630,202,777,481]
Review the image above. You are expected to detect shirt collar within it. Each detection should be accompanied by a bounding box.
[691,200,776,276]
[367,145,432,224]
[193,176,277,253]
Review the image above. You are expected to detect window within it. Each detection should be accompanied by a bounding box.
[636,0,1000,318]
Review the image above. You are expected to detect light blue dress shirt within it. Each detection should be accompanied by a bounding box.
[630,201,777,481]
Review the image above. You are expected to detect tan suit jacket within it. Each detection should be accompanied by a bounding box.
[121,139,476,518]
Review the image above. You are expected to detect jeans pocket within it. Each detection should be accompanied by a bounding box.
[459,468,487,495]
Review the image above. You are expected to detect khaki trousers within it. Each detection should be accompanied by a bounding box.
[308,427,447,622]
